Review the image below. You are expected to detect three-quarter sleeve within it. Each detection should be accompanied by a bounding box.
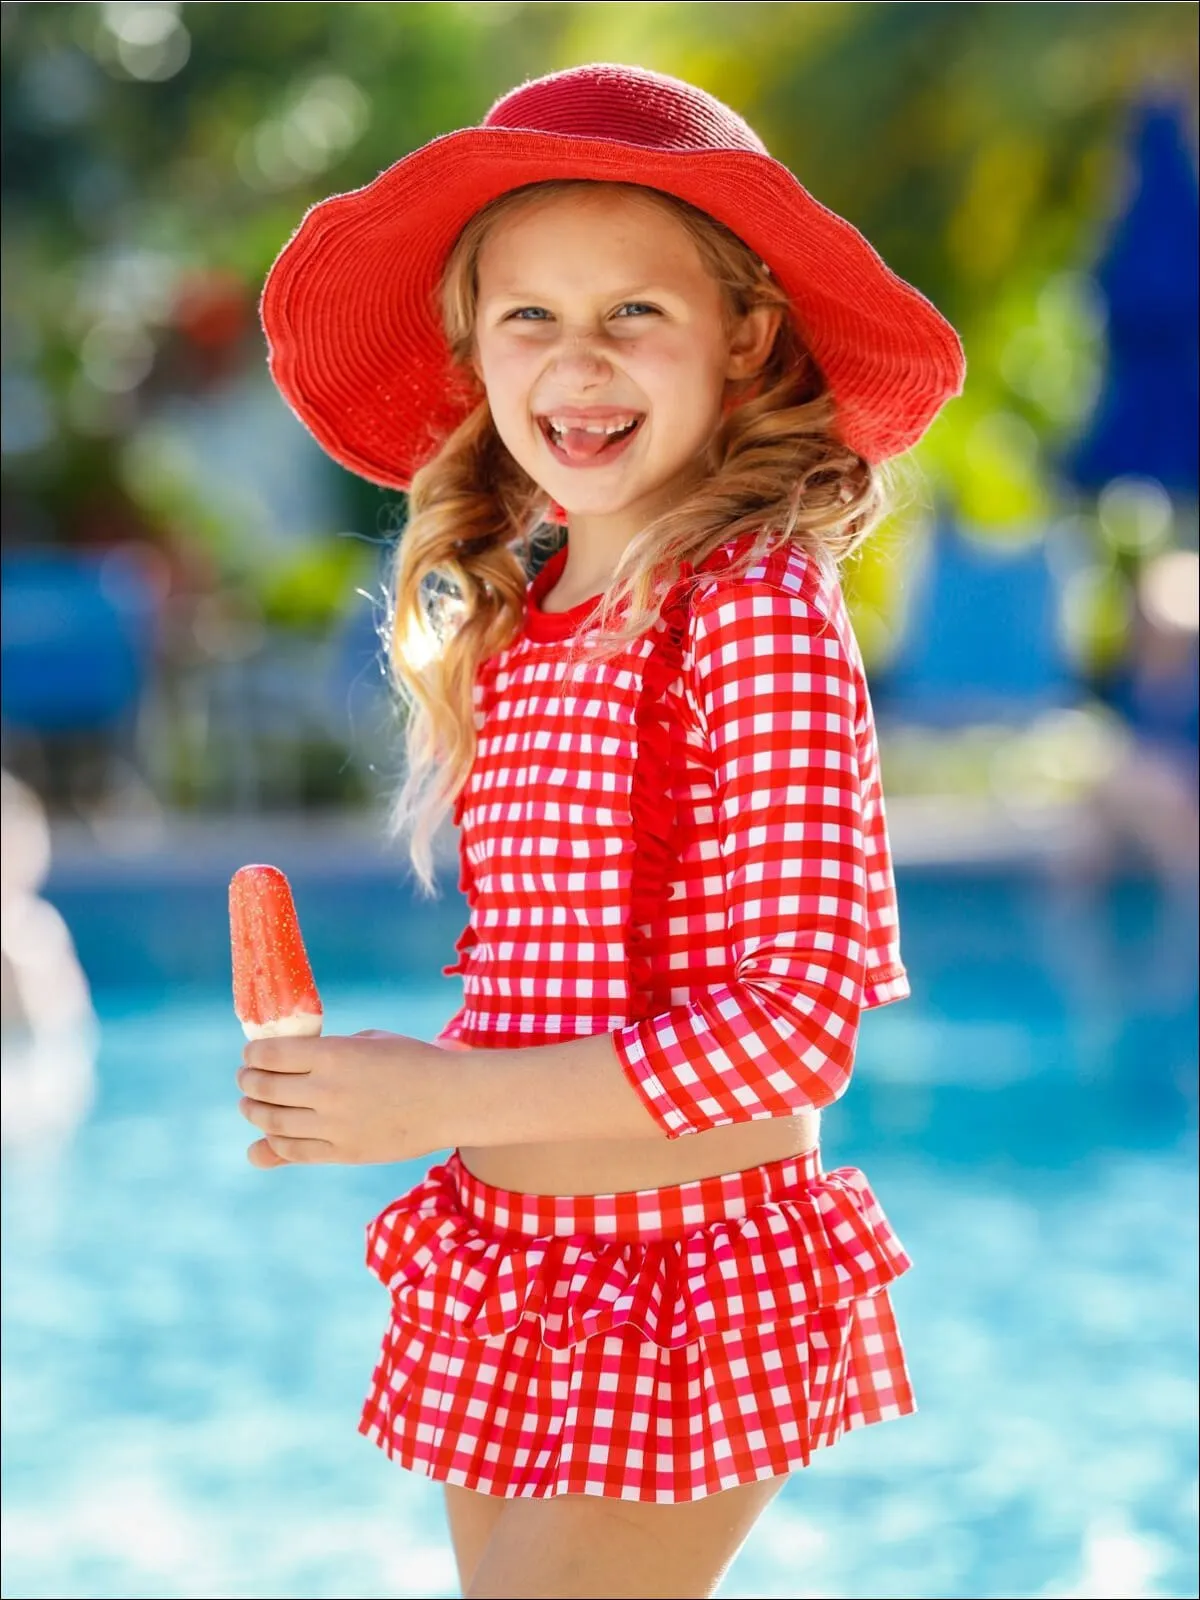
[611,579,872,1138]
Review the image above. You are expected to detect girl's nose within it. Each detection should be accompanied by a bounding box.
[549,333,614,387]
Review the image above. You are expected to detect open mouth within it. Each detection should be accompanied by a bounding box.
[537,413,645,466]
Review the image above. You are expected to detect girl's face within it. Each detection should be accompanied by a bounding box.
[473,187,776,538]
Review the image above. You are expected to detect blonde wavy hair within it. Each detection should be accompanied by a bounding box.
[387,179,892,891]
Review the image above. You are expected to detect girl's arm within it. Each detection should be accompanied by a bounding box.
[237,1028,658,1166]
[442,1029,666,1144]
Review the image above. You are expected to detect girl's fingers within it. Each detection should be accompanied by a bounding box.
[261,1135,336,1164]
[237,1065,315,1106]
[238,1096,322,1138]
[241,1037,320,1072]
[247,1138,290,1169]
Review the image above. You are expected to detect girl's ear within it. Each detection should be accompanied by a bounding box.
[725,305,783,382]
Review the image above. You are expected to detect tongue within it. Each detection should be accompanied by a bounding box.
[558,426,625,461]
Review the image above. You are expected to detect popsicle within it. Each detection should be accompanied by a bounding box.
[229,864,323,1040]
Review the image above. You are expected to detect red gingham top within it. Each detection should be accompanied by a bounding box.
[436,532,910,1138]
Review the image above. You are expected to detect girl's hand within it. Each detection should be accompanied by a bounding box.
[236,1030,447,1169]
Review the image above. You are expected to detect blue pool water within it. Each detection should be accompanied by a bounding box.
[2,868,1197,1600]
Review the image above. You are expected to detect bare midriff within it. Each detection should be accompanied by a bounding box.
[457,1111,821,1197]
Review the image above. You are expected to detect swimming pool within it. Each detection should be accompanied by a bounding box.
[2,867,1197,1599]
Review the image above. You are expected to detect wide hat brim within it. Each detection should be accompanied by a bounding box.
[261,126,966,489]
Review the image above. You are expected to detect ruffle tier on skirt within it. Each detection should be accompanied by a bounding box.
[358,1147,916,1502]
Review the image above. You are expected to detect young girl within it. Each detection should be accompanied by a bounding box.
[246,63,964,1599]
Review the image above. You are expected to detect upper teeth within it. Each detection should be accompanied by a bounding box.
[546,417,638,435]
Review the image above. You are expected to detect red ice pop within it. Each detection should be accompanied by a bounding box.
[229,865,323,1040]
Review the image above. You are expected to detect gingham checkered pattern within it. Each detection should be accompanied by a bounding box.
[438,534,910,1141]
[359,1147,916,1501]
[372,534,920,1500]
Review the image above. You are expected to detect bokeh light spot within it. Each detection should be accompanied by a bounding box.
[1097,476,1175,557]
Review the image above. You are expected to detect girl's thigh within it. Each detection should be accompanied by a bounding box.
[443,1484,508,1594]
[463,1474,789,1599]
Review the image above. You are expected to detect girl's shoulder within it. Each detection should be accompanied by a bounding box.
[684,533,870,718]
[689,532,847,634]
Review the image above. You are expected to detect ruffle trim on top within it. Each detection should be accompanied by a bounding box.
[625,560,695,1018]
[625,547,742,1018]
[440,783,479,979]
[365,1158,911,1351]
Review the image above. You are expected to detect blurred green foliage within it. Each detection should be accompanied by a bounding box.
[2,1,1196,652]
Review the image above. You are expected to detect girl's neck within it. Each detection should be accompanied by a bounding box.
[554,463,703,598]
[553,512,638,599]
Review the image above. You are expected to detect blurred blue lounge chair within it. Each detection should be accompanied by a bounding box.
[1,548,158,795]
[873,519,1078,726]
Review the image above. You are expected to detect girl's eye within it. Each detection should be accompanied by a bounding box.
[501,302,659,324]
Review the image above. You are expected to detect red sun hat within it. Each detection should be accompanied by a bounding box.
[260,62,965,489]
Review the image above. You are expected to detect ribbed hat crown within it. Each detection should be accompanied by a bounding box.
[484,64,769,156]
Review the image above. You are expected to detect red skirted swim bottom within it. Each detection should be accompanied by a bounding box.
[358,1146,916,1503]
